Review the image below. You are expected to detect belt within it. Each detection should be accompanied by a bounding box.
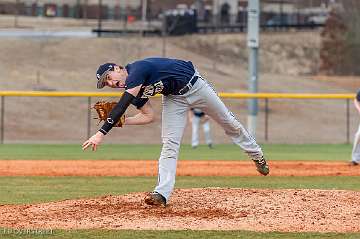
[178,75,199,95]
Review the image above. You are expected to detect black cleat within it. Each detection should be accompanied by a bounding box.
[252,156,270,176]
[144,192,166,207]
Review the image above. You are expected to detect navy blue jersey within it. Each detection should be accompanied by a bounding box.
[357,90,360,102]
[125,58,195,108]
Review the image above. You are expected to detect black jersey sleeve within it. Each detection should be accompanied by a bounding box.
[131,97,149,109]
[99,92,135,135]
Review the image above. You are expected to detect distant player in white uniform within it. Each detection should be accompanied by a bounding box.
[351,89,360,166]
[189,108,213,148]
[82,57,269,207]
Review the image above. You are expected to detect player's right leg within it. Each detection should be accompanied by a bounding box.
[189,79,269,175]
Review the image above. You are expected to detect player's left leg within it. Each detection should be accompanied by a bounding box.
[153,95,188,203]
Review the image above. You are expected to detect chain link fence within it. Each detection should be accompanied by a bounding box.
[0,0,332,31]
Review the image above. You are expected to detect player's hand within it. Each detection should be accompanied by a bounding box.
[82,131,104,151]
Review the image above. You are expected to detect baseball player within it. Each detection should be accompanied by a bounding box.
[82,57,269,207]
[189,108,213,148]
[351,89,360,166]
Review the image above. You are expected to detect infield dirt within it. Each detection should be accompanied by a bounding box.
[0,159,359,232]
[0,188,359,232]
[0,160,359,176]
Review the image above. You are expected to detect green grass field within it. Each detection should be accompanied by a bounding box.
[1,229,360,239]
[1,229,359,239]
[0,143,353,161]
[1,176,359,205]
[0,144,358,239]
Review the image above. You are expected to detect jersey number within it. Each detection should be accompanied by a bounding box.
[142,81,164,98]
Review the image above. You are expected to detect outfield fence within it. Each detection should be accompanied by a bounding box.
[0,91,355,144]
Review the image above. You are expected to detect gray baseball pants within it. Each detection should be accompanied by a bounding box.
[154,73,264,201]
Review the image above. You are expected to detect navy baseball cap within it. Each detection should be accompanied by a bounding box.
[96,63,116,89]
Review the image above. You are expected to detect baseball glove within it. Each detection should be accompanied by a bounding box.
[93,101,126,127]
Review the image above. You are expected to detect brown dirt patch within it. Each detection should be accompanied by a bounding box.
[0,188,359,232]
[0,160,359,176]
[1,160,359,232]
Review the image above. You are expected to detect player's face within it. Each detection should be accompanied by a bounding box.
[105,67,127,88]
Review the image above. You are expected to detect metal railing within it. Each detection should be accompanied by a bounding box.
[0,91,355,144]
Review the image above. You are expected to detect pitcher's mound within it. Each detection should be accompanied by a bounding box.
[0,188,359,232]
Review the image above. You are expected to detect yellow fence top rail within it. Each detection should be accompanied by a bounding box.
[0,91,355,99]
[219,93,355,99]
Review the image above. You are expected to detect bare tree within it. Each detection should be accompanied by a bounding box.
[320,1,360,75]
[340,0,360,75]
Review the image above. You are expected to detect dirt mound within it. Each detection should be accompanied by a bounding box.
[0,188,359,232]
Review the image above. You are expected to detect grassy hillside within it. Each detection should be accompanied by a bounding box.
[0,32,359,144]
